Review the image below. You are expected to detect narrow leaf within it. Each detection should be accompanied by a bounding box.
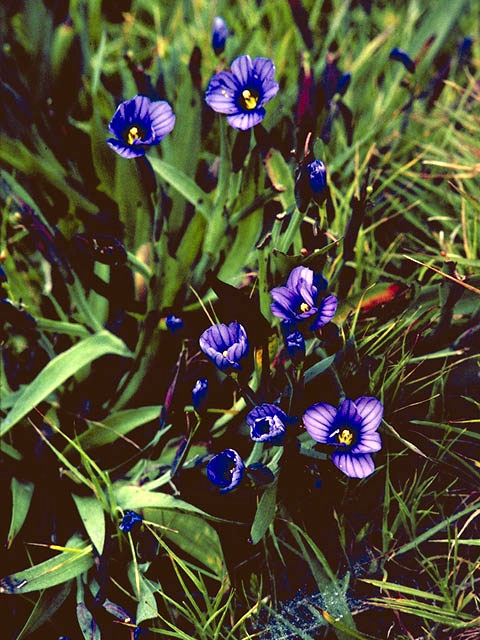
[1,331,133,437]
[7,478,35,549]
[250,484,277,545]
[72,494,105,555]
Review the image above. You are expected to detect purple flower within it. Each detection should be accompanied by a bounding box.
[199,321,249,370]
[246,404,289,444]
[119,510,143,532]
[205,55,279,130]
[307,159,327,195]
[166,314,183,333]
[212,16,230,56]
[270,266,337,328]
[207,448,245,493]
[192,378,209,411]
[303,397,383,478]
[389,47,415,73]
[285,329,305,364]
[107,94,175,158]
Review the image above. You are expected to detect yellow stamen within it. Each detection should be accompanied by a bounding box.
[338,429,353,446]
[300,302,310,313]
[127,126,141,145]
[242,89,258,110]
[222,350,229,358]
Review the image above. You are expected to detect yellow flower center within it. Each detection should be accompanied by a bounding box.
[300,302,310,313]
[222,349,229,358]
[127,126,141,145]
[241,89,258,110]
[338,429,353,446]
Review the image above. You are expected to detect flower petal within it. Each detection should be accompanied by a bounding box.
[106,138,146,158]
[147,101,175,141]
[109,95,151,138]
[350,431,382,454]
[227,109,265,130]
[252,57,276,83]
[331,452,375,478]
[230,55,253,85]
[355,397,383,432]
[337,398,361,425]
[286,266,314,292]
[205,71,240,114]
[303,403,337,443]
[311,294,338,329]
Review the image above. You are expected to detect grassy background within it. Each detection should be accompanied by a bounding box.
[1,0,480,638]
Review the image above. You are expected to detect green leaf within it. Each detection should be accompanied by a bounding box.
[0,331,133,437]
[127,568,158,624]
[250,484,277,545]
[304,355,336,384]
[76,405,162,450]
[144,509,225,577]
[149,157,213,221]
[76,602,101,640]
[16,581,72,640]
[264,149,295,210]
[72,495,105,555]
[115,484,212,519]
[115,155,152,251]
[7,478,35,549]
[0,535,93,594]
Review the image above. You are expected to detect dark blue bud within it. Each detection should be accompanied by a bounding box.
[166,314,184,333]
[307,159,327,195]
[119,510,143,532]
[134,627,143,640]
[336,72,351,96]
[0,266,6,284]
[389,47,415,73]
[212,16,229,55]
[285,329,305,364]
[458,37,473,65]
[192,378,208,411]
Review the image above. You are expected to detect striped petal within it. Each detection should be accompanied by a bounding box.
[331,452,375,478]
[355,396,383,432]
[303,403,337,443]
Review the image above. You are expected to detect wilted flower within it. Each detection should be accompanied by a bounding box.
[119,510,143,532]
[166,314,184,333]
[270,266,337,329]
[246,404,289,444]
[212,16,230,55]
[205,55,279,130]
[389,47,415,73]
[207,448,245,493]
[284,328,305,364]
[303,397,383,478]
[107,94,175,158]
[192,377,209,411]
[199,321,249,370]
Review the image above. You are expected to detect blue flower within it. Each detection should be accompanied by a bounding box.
[119,510,143,532]
[107,94,175,158]
[207,448,245,493]
[389,47,415,73]
[303,397,383,478]
[284,329,305,364]
[246,404,289,444]
[205,55,279,130]
[307,159,327,195]
[269,266,337,329]
[212,16,230,56]
[192,378,209,411]
[199,321,249,370]
[166,314,184,333]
